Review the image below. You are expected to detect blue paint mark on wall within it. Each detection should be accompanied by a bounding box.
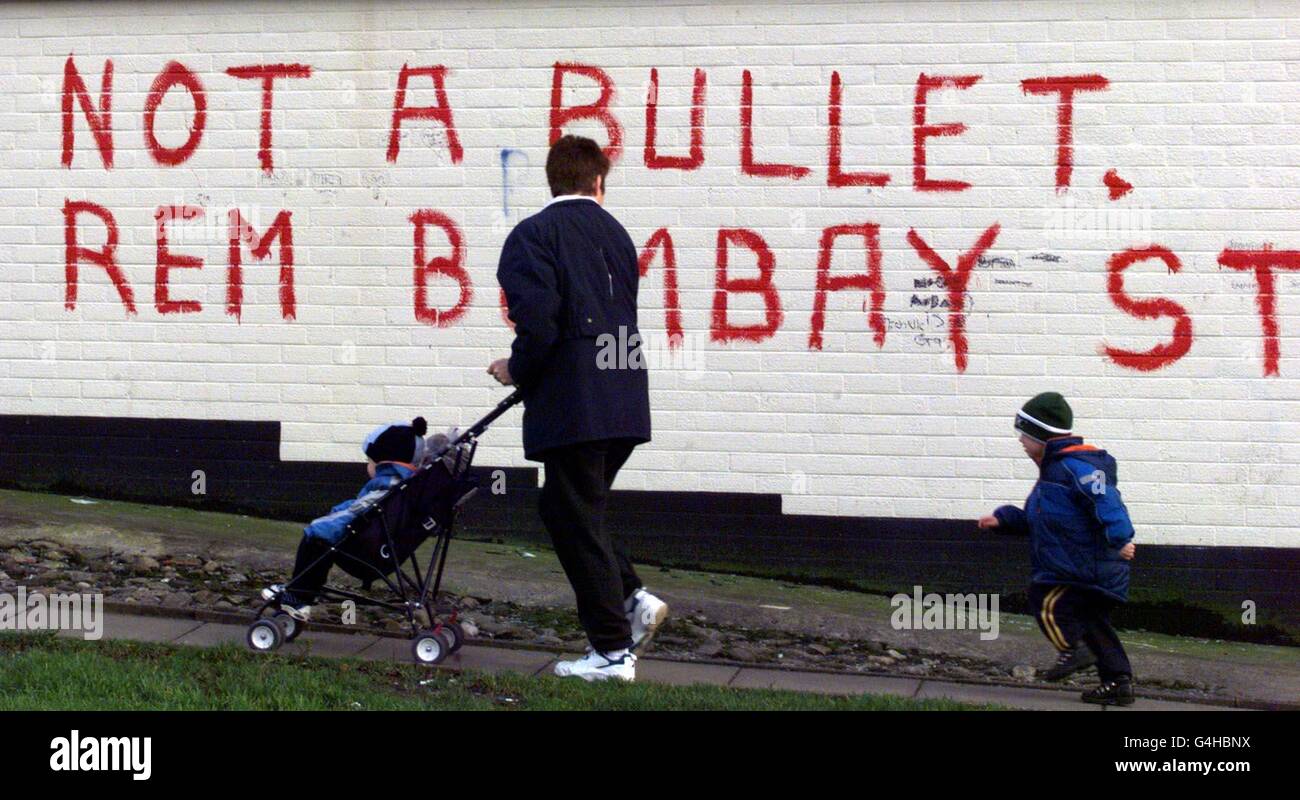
[500,148,531,215]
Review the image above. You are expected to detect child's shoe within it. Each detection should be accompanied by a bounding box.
[1044,645,1098,681]
[553,648,636,682]
[261,584,312,621]
[625,588,668,651]
[1081,677,1135,706]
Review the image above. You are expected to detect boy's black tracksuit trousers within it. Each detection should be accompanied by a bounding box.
[1029,582,1132,683]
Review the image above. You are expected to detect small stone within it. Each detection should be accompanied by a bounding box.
[724,643,760,662]
[193,590,223,606]
[536,635,564,647]
[693,640,724,658]
[203,560,221,574]
[131,555,160,574]
[160,592,193,609]
[806,643,831,656]
[459,597,479,610]
[1012,665,1037,681]
[459,619,478,638]
[886,649,907,661]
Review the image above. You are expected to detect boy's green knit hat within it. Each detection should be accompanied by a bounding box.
[1014,392,1073,443]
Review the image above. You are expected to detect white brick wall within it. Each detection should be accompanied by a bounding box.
[2,0,1299,547]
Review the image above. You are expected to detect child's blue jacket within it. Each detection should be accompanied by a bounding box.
[993,437,1135,602]
[302,462,415,545]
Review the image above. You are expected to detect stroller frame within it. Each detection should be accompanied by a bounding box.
[245,389,523,665]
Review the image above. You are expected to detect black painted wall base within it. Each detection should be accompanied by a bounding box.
[3,413,1297,643]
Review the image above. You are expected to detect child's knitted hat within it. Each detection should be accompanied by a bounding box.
[1014,392,1073,443]
[363,417,428,464]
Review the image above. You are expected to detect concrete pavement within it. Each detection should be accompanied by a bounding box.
[59,610,1246,711]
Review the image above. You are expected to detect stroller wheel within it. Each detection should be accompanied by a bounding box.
[273,611,303,642]
[247,619,284,652]
[411,631,448,665]
[438,621,464,654]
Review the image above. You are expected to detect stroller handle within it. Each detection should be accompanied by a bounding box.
[454,388,524,445]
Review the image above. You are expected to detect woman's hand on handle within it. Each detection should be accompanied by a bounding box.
[977,514,1000,530]
[487,358,514,386]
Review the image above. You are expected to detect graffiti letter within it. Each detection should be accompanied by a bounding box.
[1101,246,1194,371]
[227,209,295,320]
[410,210,472,327]
[741,70,809,179]
[550,62,623,161]
[143,61,206,166]
[386,64,463,164]
[913,73,980,192]
[827,72,889,188]
[638,227,685,347]
[61,56,113,168]
[224,63,313,173]
[712,228,783,343]
[155,205,204,314]
[1218,245,1300,376]
[809,224,886,350]
[63,200,134,314]
[644,67,706,171]
[906,223,1001,372]
[1020,74,1109,193]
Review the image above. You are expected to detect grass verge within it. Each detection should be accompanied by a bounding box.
[0,633,1000,711]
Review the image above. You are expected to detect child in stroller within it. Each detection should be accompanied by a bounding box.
[261,416,448,621]
[249,390,520,664]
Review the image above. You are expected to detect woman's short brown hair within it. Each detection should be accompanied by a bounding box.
[545,135,610,197]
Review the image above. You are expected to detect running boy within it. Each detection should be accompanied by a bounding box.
[978,392,1138,705]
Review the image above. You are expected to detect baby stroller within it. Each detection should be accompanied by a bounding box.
[245,389,523,665]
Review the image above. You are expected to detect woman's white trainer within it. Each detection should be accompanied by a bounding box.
[553,649,637,682]
[626,588,668,651]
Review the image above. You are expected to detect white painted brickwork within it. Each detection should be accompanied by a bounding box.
[2,0,1298,547]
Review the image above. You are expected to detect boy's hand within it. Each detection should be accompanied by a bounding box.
[1119,542,1136,560]
[977,514,1000,530]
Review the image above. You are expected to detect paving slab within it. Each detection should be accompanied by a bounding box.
[284,630,382,659]
[174,622,246,648]
[636,659,740,687]
[65,613,203,644]
[354,637,557,677]
[441,644,557,677]
[45,608,1244,711]
[915,680,1093,710]
[730,668,922,698]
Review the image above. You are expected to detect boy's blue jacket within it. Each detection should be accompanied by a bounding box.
[994,437,1135,602]
[302,463,415,545]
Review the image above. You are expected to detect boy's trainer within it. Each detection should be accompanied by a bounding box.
[1082,677,1136,706]
[1043,645,1098,681]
